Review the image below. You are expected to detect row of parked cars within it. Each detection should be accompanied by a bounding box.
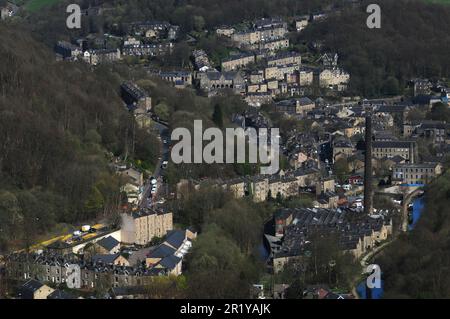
[150,177,158,195]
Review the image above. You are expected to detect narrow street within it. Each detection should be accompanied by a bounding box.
[139,117,171,209]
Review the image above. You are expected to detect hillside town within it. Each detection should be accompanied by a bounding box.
[0,0,449,302]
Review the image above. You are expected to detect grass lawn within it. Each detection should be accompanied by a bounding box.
[24,0,63,12]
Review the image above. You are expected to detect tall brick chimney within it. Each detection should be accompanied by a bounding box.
[364,113,373,215]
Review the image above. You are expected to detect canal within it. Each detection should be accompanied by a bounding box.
[357,196,425,299]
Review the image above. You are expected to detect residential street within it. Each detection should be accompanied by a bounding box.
[139,118,170,209]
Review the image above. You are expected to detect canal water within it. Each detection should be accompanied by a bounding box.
[356,279,384,299]
[258,242,269,261]
[408,197,424,231]
[357,196,425,299]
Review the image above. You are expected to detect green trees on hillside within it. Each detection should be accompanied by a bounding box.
[0,25,158,251]
[185,224,262,298]
[171,187,274,298]
[377,171,450,298]
[427,102,450,122]
[296,0,450,97]
[212,103,223,128]
[26,0,334,45]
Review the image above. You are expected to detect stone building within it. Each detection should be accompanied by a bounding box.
[248,176,270,202]
[412,78,432,96]
[275,97,315,115]
[157,71,192,87]
[198,71,245,94]
[216,26,235,37]
[193,49,212,72]
[267,52,301,67]
[226,178,246,198]
[245,92,273,107]
[18,280,54,299]
[232,30,262,46]
[295,16,310,32]
[221,53,255,71]
[320,53,339,69]
[265,64,300,81]
[231,18,287,47]
[298,68,314,86]
[122,42,173,57]
[372,140,418,163]
[319,68,350,88]
[121,209,173,246]
[120,82,152,111]
[268,208,393,273]
[258,38,290,51]
[83,48,121,65]
[392,162,443,185]
[54,41,82,60]
[255,17,288,41]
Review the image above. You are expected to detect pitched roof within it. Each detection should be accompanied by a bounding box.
[372,141,414,148]
[158,255,181,270]
[47,290,75,299]
[21,279,44,293]
[165,230,186,250]
[19,279,46,299]
[92,254,121,265]
[96,236,120,251]
[147,244,176,259]
[205,71,241,81]
[298,97,314,105]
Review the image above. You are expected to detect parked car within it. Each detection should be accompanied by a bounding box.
[342,184,352,191]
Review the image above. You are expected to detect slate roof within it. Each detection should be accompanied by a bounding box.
[272,208,390,259]
[158,255,181,270]
[21,279,44,293]
[205,71,241,81]
[147,244,176,258]
[92,254,121,265]
[223,52,254,62]
[47,290,75,299]
[298,97,314,105]
[159,70,191,77]
[19,279,45,299]
[376,105,410,113]
[96,236,120,251]
[165,230,186,250]
[372,141,414,148]
[268,51,300,62]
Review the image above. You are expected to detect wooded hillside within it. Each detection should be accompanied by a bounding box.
[0,25,157,251]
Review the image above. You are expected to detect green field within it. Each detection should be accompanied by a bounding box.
[24,0,63,12]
